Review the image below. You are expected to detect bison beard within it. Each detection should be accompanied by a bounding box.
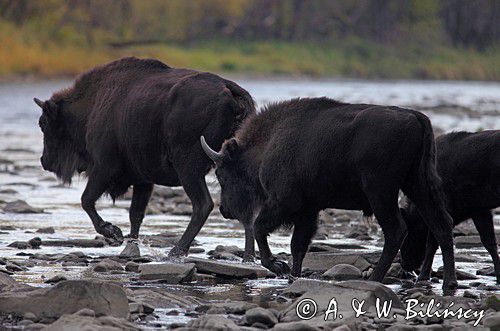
[203,97,458,293]
[401,130,500,284]
[34,57,255,253]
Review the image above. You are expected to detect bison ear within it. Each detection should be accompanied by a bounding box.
[224,138,241,161]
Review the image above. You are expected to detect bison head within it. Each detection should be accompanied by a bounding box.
[34,98,87,183]
[399,206,428,272]
[201,136,259,221]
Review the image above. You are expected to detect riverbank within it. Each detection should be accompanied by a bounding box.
[1,22,499,81]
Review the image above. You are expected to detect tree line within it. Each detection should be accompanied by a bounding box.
[1,0,498,50]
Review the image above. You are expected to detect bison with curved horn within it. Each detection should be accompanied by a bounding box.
[34,57,255,256]
[202,97,458,292]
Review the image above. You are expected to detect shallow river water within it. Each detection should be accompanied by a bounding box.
[0,78,499,329]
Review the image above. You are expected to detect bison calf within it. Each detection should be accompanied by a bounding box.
[401,130,500,284]
[34,57,254,255]
[202,97,458,292]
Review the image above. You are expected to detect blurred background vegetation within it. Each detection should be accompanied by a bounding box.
[0,0,499,80]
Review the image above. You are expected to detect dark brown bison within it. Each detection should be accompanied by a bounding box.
[34,57,255,256]
[202,97,458,292]
[401,130,500,283]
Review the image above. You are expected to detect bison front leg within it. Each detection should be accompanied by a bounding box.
[242,219,256,262]
[128,183,154,239]
[81,177,124,245]
[254,206,291,276]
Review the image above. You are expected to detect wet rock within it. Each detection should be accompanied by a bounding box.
[271,321,323,331]
[6,261,27,272]
[0,189,17,194]
[196,301,258,315]
[435,267,478,280]
[145,232,191,248]
[3,200,44,213]
[476,266,495,276]
[125,261,140,273]
[125,288,200,309]
[129,302,155,315]
[187,314,239,331]
[281,279,402,322]
[454,254,478,263]
[189,247,205,254]
[477,283,500,291]
[92,259,123,272]
[36,227,55,234]
[186,257,273,279]
[0,279,130,319]
[0,272,18,290]
[322,264,362,280]
[46,313,139,330]
[139,262,195,283]
[27,237,42,249]
[208,245,245,260]
[299,252,372,272]
[245,307,278,327]
[455,235,500,249]
[463,290,479,299]
[484,294,500,311]
[44,275,67,284]
[7,241,28,249]
[42,238,106,248]
[119,241,140,258]
[483,312,500,328]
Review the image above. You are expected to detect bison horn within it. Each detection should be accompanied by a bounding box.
[200,136,223,164]
[34,98,44,109]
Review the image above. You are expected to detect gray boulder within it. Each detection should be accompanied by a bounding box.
[281,279,402,322]
[186,257,273,278]
[92,259,123,272]
[119,242,140,258]
[245,307,278,327]
[298,252,371,272]
[3,200,44,213]
[322,264,362,280]
[139,262,195,283]
[45,313,139,330]
[187,314,239,331]
[0,279,129,319]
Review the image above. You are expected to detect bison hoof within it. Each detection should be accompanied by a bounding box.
[125,233,139,240]
[100,222,124,245]
[442,280,458,295]
[264,259,291,276]
[242,253,255,263]
[168,245,188,258]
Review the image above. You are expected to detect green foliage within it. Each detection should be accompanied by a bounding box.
[0,0,498,80]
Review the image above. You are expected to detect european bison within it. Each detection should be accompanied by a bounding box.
[34,57,254,256]
[401,130,500,283]
[201,97,458,291]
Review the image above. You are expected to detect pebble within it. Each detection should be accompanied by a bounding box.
[245,307,278,327]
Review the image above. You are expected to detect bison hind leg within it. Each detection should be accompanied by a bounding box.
[362,181,407,282]
[290,209,320,277]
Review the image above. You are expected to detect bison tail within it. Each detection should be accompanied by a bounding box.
[413,112,452,226]
[223,80,256,121]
